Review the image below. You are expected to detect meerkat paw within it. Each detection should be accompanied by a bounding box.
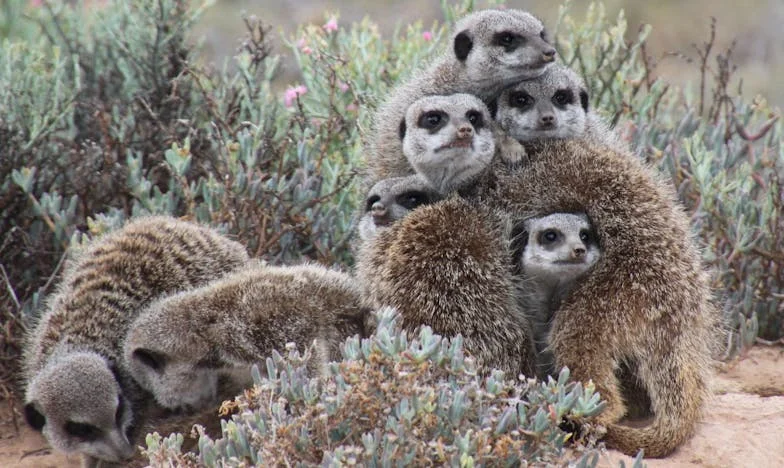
[497,133,529,166]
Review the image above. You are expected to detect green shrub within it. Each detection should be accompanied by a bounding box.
[143,308,609,466]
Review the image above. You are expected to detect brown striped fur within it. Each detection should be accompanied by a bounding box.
[124,262,369,411]
[22,216,249,466]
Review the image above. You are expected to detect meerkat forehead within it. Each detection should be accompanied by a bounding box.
[525,212,591,234]
[454,9,545,40]
[404,93,491,130]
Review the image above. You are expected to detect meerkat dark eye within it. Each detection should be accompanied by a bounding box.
[539,30,547,41]
[540,229,559,244]
[365,194,381,212]
[132,348,165,372]
[579,230,591,243]
[509,91,534,110]
[396,191,430,210]
[552,89,575,107]
[65,421,101,441]
[466,110,484,129]
[418,110,447,131]
[492,31,523,51]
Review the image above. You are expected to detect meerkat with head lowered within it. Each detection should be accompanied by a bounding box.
[402,94,496,194]
[124,262,369,411]
[367,8,556,187]
[22,216,249,466]
[494,63,620,149]
[516,212,601,379]
[483,139,720,457]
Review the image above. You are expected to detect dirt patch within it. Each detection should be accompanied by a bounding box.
[2,346,783,467]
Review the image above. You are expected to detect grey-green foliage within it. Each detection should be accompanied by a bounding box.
[144,308,607,467]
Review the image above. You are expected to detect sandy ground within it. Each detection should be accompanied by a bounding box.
[1,346,782,467]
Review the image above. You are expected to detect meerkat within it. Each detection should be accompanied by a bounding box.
[354,196,537,379]
[22,216,249,466]
[366,8,556,188]
[401,93,496,194]
[123,262,369,411]
[515,212,601,379]
[479,139,720,457]
[356,174,442,245]
[493,63,621,149]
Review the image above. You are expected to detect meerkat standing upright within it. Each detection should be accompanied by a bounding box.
[517,212,601,379]
[124,262,370,411]
[366,9,556,187]
[493,63,621,149]
[22,216,249,466]
[401,94,496,194]
[482,139,720,457]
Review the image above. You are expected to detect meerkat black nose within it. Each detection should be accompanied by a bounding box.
[573,247,586,258]
[371,202,387,218]
[540,114,555,124]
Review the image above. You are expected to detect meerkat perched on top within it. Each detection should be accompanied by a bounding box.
[481,139,720,457]
[401,94,496,194]
[354,196,537,378]
[356,174,442,245]
[516,212,601,379]
[124,262,369,411]
[493,63,621,150]
[22,216,249,466]
[366,8,556,188]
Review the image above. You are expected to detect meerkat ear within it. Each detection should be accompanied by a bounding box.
[453,30,473,61]
[579,89,589,112]
[398,118,406,140]
[24,403,46,431]
[486,98,498,119]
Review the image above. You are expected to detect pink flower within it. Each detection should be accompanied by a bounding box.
[302,46,313,55]
[30,0,43,6]
[296,38,307,49]
[422,31,433,42]
[346,103,358,112]
[338,81,349,92]
[323,17,338,32]
[284,85,308,107]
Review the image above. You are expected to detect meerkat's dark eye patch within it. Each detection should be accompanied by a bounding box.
[115,397,125,424]
[508,91,534,110]
[539,229,560,244]
[466,110,485,129]
[552,89,575,107]
[365,194,381,212]
[418,110,448,132]
[579,89,589,112]
[132,348,166,372]
[492,31,524,52]
[24,403,46,431]
[65,421,101,441]
[454,30,473,61]
[579,229,594,244]
[539,29,548,42]
[398,119,407,140]
[396,190,432,210]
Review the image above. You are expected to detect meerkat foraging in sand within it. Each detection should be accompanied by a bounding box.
[401,94,496,193]
[516,212,601,379]
[367,8,556,187]
[483,139,720,457]
[124,262,369,411]
[22,216,249,466]
[355,196,537,378]
[494,63,620,149]
[357,174,442,244]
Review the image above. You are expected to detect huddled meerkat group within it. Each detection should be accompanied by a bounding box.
[21,7,720,466]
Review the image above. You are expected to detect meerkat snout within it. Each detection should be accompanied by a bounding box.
[456,122,474,140]
[541,47,556,62]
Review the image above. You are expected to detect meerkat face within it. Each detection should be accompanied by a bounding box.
[125,305,219,411]
[358,175,441,242]
[24,352,136,463]
[521,213,600,283]
[496,64,590,142]
[401,94,495,193]
[452,9,556,88]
